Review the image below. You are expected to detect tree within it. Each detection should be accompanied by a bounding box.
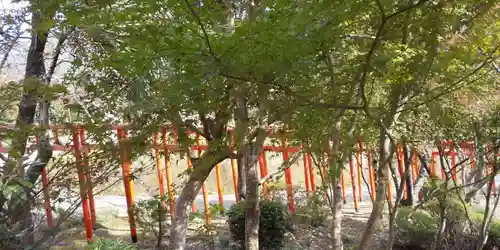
[354,1,500,249]
[0,0,76,246]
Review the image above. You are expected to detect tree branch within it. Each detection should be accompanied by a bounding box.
[359,0,430,109]
[44,27,75,84]
[183,0,220,63]
[198,111,213,141]
[0,26,22,73]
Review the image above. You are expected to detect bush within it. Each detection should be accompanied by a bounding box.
[85,238,136,250]
[227,199,290,249]
[420,178,470,234]
[470,211,500,249]
[395,206,438,248]
[293,192,330,227]
[487,220,500,248]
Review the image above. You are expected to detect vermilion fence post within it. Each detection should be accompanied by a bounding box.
[259,151,269,198]
[431,152,437,177]
[282,147,295,213]
[341,170,347,204]
[79,128,97,229]
[307,154,317,193]
[411,150,417,185]
[161,128,175,221]
[153,132,167,214]
[230,131,239,202]
[367,151,376,201]
[356,147,363,202]
[231,158,239,202]
[215,163,224,208]
[349,156,359,211]
[387,173,393,208]
[116,128,138,243]
[41,167,53,228]
[35,135,54,228]
[302,153,310,194]
[72,128,93,243]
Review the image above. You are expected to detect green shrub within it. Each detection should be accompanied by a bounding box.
[470,211,500,249]
[487,220,500,248]
[395,206,438,247]
[293,192,330,227]
[420,178,470,234]
[135,195,169,232]
[227,199,290,249]
[85,238,136,250]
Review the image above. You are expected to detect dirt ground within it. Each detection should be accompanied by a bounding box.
[49,202,389,250]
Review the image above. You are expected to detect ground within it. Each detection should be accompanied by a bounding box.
[49,202,388,250]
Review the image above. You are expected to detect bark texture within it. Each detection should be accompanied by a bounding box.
[10,11,50,172]
[169,177,205,250]
[331,182,343,250]
[243,146,261,250]
[358,128,391,250]
[168,149,228,250]
[330,119,344,250]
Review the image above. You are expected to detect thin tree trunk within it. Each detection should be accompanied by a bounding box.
[331,179,343,250]
[358,128,391,250]
[330,119,344,250]
[169,177,205,250]
[433,203,447,250]
[476,145,499,250]
[168,149,228,250]
[386,143,412,250]
[466,133,486,203]
[0,27,21,73]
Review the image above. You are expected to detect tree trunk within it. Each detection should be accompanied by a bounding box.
[9,11,50,173]
[243,146,261,250]
[238,157,247,200]
[169,176,205,250]
[168,148,228,250]
[358,128,391,250]
[331,180,343,250]
[476,146,499,250]
[466,142,486,203]
[330,119,344,250]
[4,8,54,247]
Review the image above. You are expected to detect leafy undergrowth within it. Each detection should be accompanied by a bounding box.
[393,179,500,250]
[84,238,137,250]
